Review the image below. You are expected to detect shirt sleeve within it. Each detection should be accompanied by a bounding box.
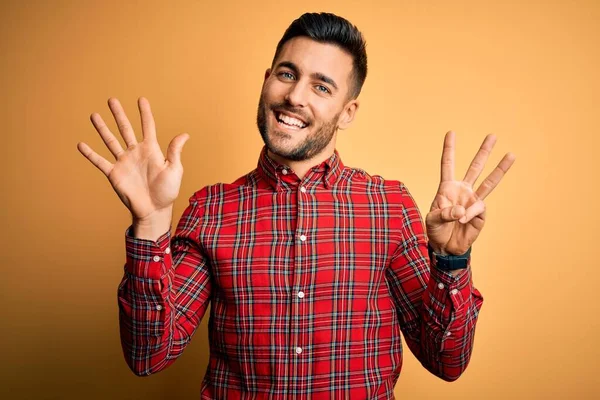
[385,183,484,381]
[117,191,212,376]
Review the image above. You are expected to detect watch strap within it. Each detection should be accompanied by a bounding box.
[428,243,471,271]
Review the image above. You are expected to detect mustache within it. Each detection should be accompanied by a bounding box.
[269,102,311,124]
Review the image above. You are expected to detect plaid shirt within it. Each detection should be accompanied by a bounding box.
[118,147,484,399]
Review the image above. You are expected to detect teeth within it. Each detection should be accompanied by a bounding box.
[277,112,306,128]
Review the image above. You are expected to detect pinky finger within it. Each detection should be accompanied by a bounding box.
[458,200,486,224]
[77,142,114,177]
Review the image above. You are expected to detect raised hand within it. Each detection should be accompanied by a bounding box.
[77,97,190,222]
[425,131,515,255]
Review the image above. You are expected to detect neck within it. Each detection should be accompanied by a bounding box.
[267,139,337,180]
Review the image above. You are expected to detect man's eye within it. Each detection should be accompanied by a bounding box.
[280,72,295,80]
[316,85,331,94]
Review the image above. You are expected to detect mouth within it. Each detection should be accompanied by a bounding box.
[273,110,309,131]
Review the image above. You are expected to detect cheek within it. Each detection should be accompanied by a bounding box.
[313,104,340,124]
[263,80,287,99]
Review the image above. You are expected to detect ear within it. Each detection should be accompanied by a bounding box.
[337,100,360,130]
[264,68,272,81]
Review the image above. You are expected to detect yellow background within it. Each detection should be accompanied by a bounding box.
[1,0,598,398]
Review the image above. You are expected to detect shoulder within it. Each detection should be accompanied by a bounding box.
[339,165,411,195]
[185,170,263,209]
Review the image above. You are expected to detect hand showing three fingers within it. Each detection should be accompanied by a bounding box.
[425,131,515,255]
[77,97,190,222]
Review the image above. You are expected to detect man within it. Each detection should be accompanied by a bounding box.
[77,12,515,399]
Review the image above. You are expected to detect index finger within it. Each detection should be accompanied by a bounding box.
[440,131,455,182]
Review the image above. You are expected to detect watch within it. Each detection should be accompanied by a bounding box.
[427,243,471,271]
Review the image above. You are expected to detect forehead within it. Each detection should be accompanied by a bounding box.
[274,37,354,88]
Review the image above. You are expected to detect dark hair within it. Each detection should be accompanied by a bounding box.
[271,12,368,99]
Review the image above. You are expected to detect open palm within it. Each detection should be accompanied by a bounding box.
[425,131,515,255]
[77,97,190,221]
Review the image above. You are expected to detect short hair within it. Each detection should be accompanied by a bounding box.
[271,12,368,99]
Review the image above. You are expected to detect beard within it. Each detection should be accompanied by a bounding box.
[256,93,340,162]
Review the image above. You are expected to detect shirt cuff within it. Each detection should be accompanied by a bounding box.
[124,225,172,279]
[429,261,473,311]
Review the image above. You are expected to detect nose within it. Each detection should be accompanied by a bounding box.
[284,81,308,107]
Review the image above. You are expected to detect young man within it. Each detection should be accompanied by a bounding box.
[78,12,515,399]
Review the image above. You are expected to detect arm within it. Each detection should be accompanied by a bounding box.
[386,183,483,381]
[387,131,514,380]
[77,97,200,374]
[118,191,212,376]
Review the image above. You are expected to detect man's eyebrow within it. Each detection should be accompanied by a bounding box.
[275,61,299,74]
[311,72,338,91]
[275,61,338,91]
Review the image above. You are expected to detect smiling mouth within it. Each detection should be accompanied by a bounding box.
[274,111,309,130]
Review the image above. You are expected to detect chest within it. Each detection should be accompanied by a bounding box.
[199,189,404,301]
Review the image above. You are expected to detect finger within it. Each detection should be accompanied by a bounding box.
[138,97,156,141]
[426,204,465,226]
[463,134,496,186]
[90,112,124,159]
[77,142,114,177]
[475,152,516,200]
[440,131,455,182]
[107,97,138,147]
[458,200,485,224]
[166,133,190,166]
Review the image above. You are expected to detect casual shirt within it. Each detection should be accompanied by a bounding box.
[118,146,484,399]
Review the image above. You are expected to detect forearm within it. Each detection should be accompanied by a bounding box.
[415,265,484,381]
[118,228,183,375]
[118,195,212,376]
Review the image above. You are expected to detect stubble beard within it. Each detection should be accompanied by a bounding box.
[256,94,340,162]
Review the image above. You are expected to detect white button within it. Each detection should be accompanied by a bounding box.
[155,305,163,311]
[437,283,445,290]
[451,289,458,295]
[153,255,161,262]
[295,347,303,354]
[299,235,307,242]
[165,247,171,254]
[297,291,305,299]
[300,186,307,193]
[282,169,288,175]
[446,331,452,336]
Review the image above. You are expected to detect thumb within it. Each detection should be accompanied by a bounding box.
[166,133,190,166]
[426,205,465,227]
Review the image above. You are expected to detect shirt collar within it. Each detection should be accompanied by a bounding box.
[257,146,344,191]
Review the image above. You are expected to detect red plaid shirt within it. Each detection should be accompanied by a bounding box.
[118,147,484,399]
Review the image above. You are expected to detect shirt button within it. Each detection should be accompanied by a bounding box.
[446,331,452,336]
[165,247,171,254]
[297,291,305,299]
[299,235,307,242]
[437,283,445,290]
[155,305,163,311]
[295,347,303,354]
[300,186,307,193]
[281,169,288,175]
[451,289,459,295]
[152,255,161,262]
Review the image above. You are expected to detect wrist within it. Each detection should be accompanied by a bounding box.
[428,242,471,271]
[428,242,447,256]
[132,207,173,241]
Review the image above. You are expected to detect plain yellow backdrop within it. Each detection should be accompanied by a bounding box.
[1,0,598,399]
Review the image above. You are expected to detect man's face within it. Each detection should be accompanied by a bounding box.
[257,36,357,162]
